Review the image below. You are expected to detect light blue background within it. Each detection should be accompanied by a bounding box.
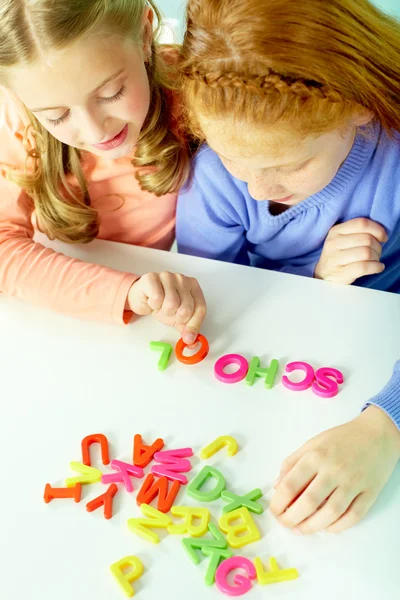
[157,0,400,41]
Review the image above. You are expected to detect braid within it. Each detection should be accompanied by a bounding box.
[186,70,344,103]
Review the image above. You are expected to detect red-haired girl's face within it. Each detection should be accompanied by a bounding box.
[199,115,370,205]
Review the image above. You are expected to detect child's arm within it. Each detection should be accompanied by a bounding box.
[270,364,400,534]
[0,183,206,340]
[177,147,248,265]
[0,182,136,325]
[363,361,400,430]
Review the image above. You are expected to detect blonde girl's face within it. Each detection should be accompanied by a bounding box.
[6,13,154,159]
[198,116,366,206]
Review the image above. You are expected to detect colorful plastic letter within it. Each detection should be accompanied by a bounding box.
[200,436,238,460]
[202,546,234,586]
[154,448,194,464]
[110,556,144,598]
[65,462,102,487]
[136,474,181,513]
[245,357,279,389]
[151,448,193,485]
[133,434,164,468]
[81,433,110,466]
[86,483,118,520]
[221,489,264,515]
[214,354,249,384]
[175,334,209,365]
[281,361,315,392]
[168,506,210,537]
[187,465,226,502]
[102,460,144,492]
[254,557,299,584]
[149,341,172,371]
[182,523,228,565]
[219,507,261,549]
[44,483,82,504]
[312,367,344,398]
[127,504,172,544]
[216,556,257,596]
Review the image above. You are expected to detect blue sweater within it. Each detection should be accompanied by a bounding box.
[177,125,400,430]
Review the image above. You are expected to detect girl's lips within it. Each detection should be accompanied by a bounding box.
[269,194,294,203]
[92,124,128,151]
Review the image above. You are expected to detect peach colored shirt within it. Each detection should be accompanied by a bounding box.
[0,85,179,325]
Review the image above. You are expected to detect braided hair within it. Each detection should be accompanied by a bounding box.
[181,0,400,139]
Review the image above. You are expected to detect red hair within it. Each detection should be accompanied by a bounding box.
[181,0,400,138]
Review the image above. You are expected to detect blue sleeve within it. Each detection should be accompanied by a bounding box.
[363,361,400,430]
[176,147,248,265]
[279,261,319,279]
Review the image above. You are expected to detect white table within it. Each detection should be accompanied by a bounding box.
[1,238,399,600]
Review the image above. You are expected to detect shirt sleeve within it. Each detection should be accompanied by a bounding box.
[0,88,138,325]
[279,261,319,279]
[176,149,249,265]
[362,360,400,430]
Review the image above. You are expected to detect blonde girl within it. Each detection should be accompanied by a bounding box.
[0,0,206,343]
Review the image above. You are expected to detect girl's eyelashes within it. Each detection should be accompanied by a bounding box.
[47,111,69,126]
[287,159,310,173]
[46,85,127,126]
[100,85,126,104]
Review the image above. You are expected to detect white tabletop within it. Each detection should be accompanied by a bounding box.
[1,237,399,600]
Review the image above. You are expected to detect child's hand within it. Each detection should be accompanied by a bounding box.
[315,218,388,283]
[270,406,400,534]
[128,272,207,345]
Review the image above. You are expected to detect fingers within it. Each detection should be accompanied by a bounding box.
[158,272,183,317]
[274,446,308,488]
[269,455,318,518]
[130,272,207,344]
[329,218,388,243]
[181,278,207,344]
[336,245,381,266]
[335,233,383,258]
[325,492,374,534]
[316,219,388,283]
[130,273,165,315]
[158,273,206,344]
[333,260,385,284]
[293,485,355,534]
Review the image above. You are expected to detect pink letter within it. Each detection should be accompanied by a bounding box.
[282,361,315,392]
[216,556,257,596]
[312,367,344,398]
[214,354,249,384]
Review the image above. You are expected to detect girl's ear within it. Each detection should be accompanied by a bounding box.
[142,7,154,61]
[352,108,375,127]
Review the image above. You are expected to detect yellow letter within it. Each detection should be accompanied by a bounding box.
[110,556,144,597]
[168,506,210,537]
[65,462,102,487]
[200,435,238,459]
[219,507,260,548]
[254,557,299,584]
[127,504,171,544]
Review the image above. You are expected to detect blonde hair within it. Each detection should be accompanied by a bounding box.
[0,0,189,243]
[181,0,400,141]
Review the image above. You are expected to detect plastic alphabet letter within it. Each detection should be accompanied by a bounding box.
[245,357,279,389]
[110,556,144,597]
